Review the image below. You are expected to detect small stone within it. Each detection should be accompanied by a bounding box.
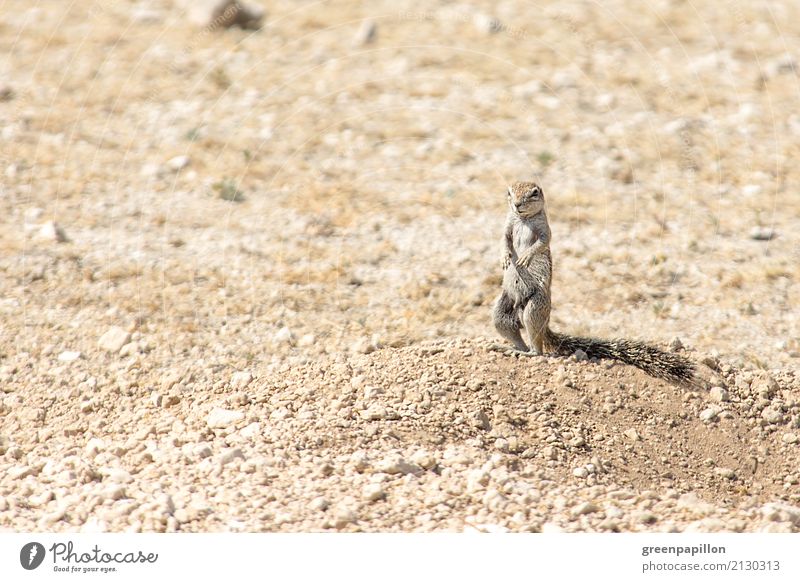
[375,455,420,475]
[150,392,163,407]
[37,221,68,243]
[39,506,67,527]
[470,410,491,431]
[218,448,245,465]
[28,491,53,508]
[635,511,658,524]
[297,333,316,347]
[573,349,588,362]
[103,484,127,501]
[85,438,105,457]
[573,467,589,478]
[466,469,490,493]
[178,0,264,30]
[98,326,131,353]
[361,405,387,420]
[709,387,729,402]
[571,502,599,517]
[79,400,94,413]
[350,337,375,354]
[715,467,736,480]
[0,84,14,102]
[669,337,684,352]
[167,155,190,171]
[761,502,800,525]
[333,507,356,529]
[363,385,384,399]
[752,372,779,398]
[363,483,385,502]
[623,428,640,441]
[57,350,81,362]
[766,54,797,76]
[105,468,133,484]
[473,13,503,35]
[782,433,798,444]
[163,394,180,407]
[749,226,776,241]
[206,407,245,428]
[350,450,370,472]
[239,422,261,438]
[309,497,329,511]
[274,327,294,345]
[410,450,435,470]
[194,444,213,459]
[542,446,558,460]
[159,494,176,515]
[132,8,161,23]
[230,371,253,390]
[141,162,162,177]
[119,342,138,357]
[353,19,377,46]
[699,407,720,422]
[494,438,509,452]
[761,407,784,424]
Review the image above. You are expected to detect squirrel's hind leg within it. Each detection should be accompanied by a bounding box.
[521,299,548,356]
[492,291,528,351]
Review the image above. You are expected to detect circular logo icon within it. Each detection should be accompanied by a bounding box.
[20,542,46,570]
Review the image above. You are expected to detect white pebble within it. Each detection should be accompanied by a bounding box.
[230,371,253,390]
[167,155,190,171]
[353,19,377,46]
[749,226,776,241]
[98,326,131,353]
[572,502,599,516]
[206,407,245,428]
[623,428,641,441]
[375,455,421,475]
[37,221,68,243]
[699,407,720,422]
[274,327,294,344]
[363,483,385,502]
[709,387,729,402]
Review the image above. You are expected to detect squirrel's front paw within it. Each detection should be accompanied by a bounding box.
[516,253,531,268]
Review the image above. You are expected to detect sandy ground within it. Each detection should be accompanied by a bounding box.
[1,0,799,532]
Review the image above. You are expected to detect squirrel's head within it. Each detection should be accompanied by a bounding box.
[507,181,545,217]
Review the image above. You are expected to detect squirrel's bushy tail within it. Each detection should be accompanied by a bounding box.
[543,328,700,387]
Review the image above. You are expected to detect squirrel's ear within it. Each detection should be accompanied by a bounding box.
[507,187,512,196]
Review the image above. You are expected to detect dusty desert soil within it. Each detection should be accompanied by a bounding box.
[1,0,799,532]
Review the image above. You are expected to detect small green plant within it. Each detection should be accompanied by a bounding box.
[185,127,202,141]
[537,151,555,167]
[213,178,245,202]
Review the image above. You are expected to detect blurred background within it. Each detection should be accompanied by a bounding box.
[1,0,798,372]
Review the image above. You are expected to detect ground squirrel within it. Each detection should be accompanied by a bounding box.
[491,181,699,386]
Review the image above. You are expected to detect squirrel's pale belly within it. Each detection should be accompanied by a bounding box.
[503,252,552,308]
